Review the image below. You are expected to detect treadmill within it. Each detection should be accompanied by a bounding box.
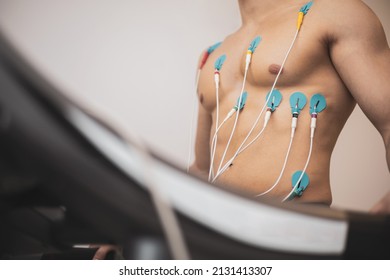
[0,28,389,260]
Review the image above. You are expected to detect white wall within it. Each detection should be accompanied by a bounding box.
[0,0,388,212]
[0,0,241,161]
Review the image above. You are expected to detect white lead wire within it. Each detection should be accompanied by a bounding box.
[208,81,221,181]
[215,66,250,176]
[231,29,300,159]
[282,135,314,202]
[212,123,267,183]
[256,128,296,197]
[212,28,300,181]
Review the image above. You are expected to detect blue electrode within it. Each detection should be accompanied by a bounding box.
[213,54,227,89]
[235,92,248,111]
[283,92,327,202]
[214,54,227,88]
[213,54,227,116]
[224,91,249,120]
[248,36,261,52]
[262,89,283,129]
[297,1,314,30]
[300,1,314,15]
[207,42,222,54]
[199,41,222,71]
[309,93,326,122]
[310,93,327,114]
[289,171,310,200]
[290,92,307,115]
[245,36,262,71]
[245,36,262,69]
[266,89,283,112]
[213,54,227,124]
[214,54,227,72]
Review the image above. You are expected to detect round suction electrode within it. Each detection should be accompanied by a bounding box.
[290,92,307,114]
[291,171,310,197]
[266,89,283,112]
[309,94,327,114]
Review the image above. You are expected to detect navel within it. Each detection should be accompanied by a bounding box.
[268,64,284,75]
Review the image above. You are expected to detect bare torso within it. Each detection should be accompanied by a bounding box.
[196,1,357,204]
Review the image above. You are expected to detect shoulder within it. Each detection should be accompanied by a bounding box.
[311,0,384,42]
[312,0,375,18]
[196,41,225,70]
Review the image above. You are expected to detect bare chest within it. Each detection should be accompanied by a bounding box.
[198,17,331,112]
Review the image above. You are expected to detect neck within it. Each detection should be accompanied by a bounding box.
[238,0,304,25]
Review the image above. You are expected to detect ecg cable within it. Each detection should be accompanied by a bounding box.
[214,36,262,177]
[207,54,228,181]
[213,1,314,179]
[237,90,283,156]
[195,42,222,89]
[209,92,249,181]
[213,90,282,182]
[187,42,222,172]
[282,93,326,202]
[256,92,307,197]
[209,92,248,181]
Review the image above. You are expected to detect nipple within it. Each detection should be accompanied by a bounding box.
[199,93,204,104]
[268,64,284,75]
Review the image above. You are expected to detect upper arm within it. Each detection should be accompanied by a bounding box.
[191,100,212,175]
[329,0,390,139]
[189,51,213,176]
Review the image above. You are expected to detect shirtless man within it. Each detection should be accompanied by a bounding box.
[190,0,390,207]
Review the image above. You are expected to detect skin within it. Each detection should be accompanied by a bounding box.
[191,0,390,206]
[91,244,121,260]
